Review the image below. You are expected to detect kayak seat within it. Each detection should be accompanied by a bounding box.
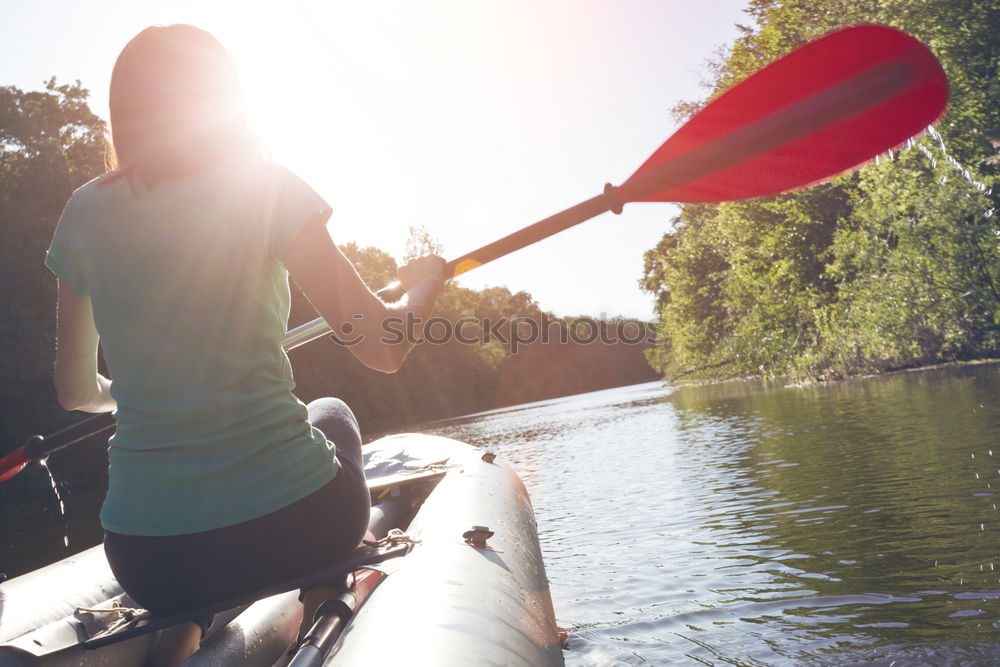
[81,540,409,651]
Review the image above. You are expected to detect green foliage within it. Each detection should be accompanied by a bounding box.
[0,80,108,447]
[879,0,1000,169]
[338,241,397,290]
[641,206,731,371]
[287,275,657,434]
[643,0,1000,381]
[810,144,999,376]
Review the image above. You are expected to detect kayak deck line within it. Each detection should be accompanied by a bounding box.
[365,466,449,500]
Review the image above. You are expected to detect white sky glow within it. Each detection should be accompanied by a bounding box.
[2,0,749,318]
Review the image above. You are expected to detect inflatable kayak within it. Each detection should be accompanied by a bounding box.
[0,434,564,666]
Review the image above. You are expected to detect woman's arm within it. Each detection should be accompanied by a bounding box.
[53,280,116,413]
[282,215,445,373]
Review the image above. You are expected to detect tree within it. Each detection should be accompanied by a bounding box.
[0,80,108,445]
[641,0,999,381]
[0,80,111,570]
[338,242,397,291]
[402,224,444,262]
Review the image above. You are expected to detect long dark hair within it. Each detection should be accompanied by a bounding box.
[105,25,258,188]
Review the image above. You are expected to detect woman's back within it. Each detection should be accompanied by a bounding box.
[48,159,338,536]
[44,25,444,662]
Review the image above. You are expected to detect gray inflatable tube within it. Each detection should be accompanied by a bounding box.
[0,435,564,666]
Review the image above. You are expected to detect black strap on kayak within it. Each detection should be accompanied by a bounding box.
[81,541,410,650]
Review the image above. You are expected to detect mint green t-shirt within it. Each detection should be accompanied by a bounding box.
[45,159,341,536]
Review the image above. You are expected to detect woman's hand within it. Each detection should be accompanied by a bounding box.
[284,218,448,373]
[397,255,446,304]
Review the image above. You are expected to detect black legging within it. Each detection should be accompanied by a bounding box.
[104,397,370,615]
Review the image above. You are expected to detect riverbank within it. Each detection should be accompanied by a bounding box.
[786,357,1000,388]
[663,357,1000,392]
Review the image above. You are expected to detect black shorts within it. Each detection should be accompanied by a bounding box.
[103,398,370,616]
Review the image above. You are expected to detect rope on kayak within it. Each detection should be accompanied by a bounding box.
[398,462,462,476]
[362,527,420,549]
[77,601,151,635]
[76,601,146,620]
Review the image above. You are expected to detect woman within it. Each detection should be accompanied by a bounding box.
[46,24,444,665]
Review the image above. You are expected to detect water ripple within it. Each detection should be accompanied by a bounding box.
[424,366,1000,665]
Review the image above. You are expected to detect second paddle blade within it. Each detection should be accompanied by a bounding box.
[629,24,948,203]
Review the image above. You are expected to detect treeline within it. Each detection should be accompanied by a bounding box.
[642,0,999,381]
[288,270,657,434]
[0,79,656,454]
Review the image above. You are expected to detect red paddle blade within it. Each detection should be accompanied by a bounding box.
[627,25,948,203]
[0,448,30,483]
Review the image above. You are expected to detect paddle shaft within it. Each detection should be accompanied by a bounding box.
[284,59,910,351]
[2,55,916,476]
[0,411,117,482]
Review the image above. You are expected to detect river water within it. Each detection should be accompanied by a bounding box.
[421,363,1000,665]
[4,364,998,664]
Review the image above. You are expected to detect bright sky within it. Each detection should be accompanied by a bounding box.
[2,0,749,319]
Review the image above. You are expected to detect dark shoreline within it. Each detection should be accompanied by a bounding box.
[786,357,1000,388]
[664,357,1000,391]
